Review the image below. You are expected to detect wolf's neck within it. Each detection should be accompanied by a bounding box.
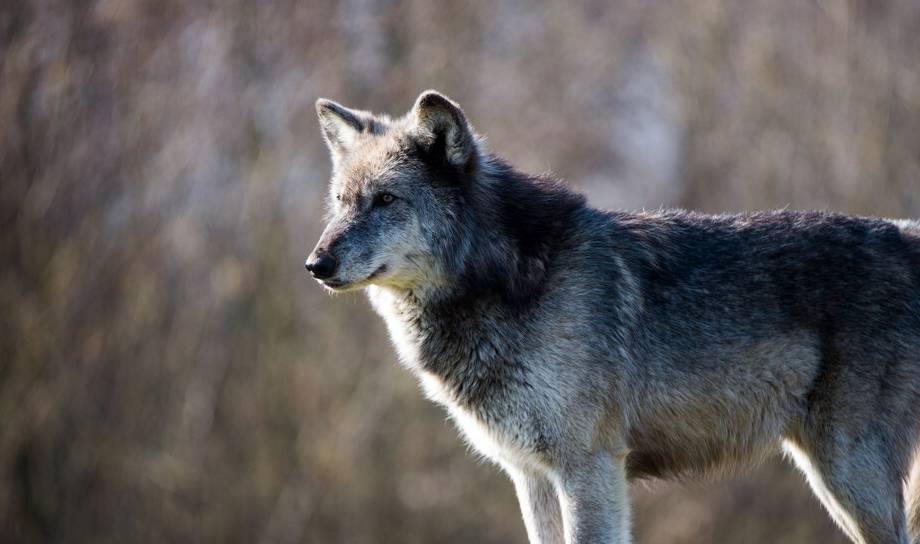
[366,158,588,404]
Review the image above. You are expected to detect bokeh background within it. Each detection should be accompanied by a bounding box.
[3,0,919,542]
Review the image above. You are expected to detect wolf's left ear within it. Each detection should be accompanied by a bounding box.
[316,98,364,159]
[412,90,476,167]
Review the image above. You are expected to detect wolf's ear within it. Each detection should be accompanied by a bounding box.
[316,98,364,158]
[412,90,476,167]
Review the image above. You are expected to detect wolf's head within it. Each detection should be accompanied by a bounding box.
[306,90,481,293]
[307,90,585,302]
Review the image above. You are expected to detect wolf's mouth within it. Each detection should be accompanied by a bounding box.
[320,265,387,291]
[321,278,349,289]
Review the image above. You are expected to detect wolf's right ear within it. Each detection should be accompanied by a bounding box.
[412,90,476,167]
[316,99,364,159]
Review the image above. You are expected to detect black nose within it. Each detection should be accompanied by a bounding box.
[305,251,338,280]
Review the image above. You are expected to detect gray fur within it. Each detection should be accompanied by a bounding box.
[306,90,920,544]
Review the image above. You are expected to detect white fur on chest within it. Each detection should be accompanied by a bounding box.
[419,371,536,467]
[367,286,421,367]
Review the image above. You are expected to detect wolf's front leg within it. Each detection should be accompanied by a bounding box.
[509,467,565,544]
[556,453,631,544]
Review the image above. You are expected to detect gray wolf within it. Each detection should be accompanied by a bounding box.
[305,90,920,544]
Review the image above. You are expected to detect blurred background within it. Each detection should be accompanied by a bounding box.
[2,0,919,542]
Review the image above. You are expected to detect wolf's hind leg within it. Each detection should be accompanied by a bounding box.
[784,438,908,544]
[905,450,920,544]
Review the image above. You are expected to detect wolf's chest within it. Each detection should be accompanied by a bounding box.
[369,288,546,467]
[418,371,538,467]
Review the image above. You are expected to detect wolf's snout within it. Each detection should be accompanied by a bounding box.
[305,250,338,280]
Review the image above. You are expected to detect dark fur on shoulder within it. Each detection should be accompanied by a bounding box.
[445,156,586,307]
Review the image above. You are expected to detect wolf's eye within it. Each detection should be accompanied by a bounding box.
[374,192,396,207]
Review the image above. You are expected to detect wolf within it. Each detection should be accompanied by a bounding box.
[305,90,920,544]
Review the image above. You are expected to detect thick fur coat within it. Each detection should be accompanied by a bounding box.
[306,90,920,544]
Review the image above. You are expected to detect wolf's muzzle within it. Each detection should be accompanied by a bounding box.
[305,250,338,280]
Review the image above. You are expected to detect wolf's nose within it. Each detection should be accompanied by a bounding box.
[305,251,338,280]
